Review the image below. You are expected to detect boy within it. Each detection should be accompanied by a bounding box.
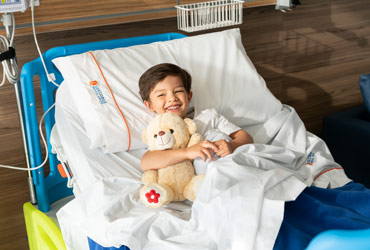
[139,63,254,171]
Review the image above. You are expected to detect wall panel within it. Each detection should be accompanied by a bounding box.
[8,0,275,35]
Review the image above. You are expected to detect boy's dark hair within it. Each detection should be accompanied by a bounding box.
[139,63,192,102]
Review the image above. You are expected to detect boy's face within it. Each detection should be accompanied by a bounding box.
[144,75,192,118]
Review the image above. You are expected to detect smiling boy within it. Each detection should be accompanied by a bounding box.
[139,63,254,171]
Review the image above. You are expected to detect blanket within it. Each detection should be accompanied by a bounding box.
[275,181,370,249]
[86,182,370,250]
[55,99,351,250]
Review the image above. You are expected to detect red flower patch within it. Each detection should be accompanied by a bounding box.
[145,189,160,203]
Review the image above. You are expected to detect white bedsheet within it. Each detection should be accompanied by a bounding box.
[54,81,351,250]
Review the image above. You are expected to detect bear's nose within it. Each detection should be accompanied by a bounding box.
[158,131,165,136]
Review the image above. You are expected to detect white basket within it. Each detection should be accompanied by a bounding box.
[175,0,244,33]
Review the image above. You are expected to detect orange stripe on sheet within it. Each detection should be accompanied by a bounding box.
[313,167,343,182]
[88,51,131,151]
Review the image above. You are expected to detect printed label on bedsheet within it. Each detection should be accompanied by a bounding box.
[90,81,107,104]
[306,152,315,166]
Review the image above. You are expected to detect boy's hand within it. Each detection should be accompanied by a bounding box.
[213,139,232,157]
[185,140,218,162]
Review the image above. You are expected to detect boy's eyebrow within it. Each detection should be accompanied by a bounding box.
[153,88,166,94]
[153,85,185,93]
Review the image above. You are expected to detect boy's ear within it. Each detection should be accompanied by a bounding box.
[144,100,153,112]
[188,91,193,102]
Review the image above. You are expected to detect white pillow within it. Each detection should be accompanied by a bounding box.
[53,28,282,153]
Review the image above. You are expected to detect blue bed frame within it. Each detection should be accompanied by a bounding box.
[20,32,186,213]
[20,31,370,250]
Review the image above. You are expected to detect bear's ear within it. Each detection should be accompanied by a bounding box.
[141,128,148,144]
[183,118,197,135]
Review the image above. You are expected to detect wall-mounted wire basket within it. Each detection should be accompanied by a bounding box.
[175,0,244,33]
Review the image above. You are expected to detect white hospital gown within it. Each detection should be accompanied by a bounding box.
[193,108,241,175]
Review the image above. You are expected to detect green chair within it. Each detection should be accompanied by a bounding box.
[23,202,66,250]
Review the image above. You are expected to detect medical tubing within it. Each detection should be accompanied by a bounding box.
[54,147,73,188]
[30,0,59,87]
[0,13,19,86]
[1,2,56,173]
[0,1,58,204]
[60,161,73,188]
[0,103,54,171]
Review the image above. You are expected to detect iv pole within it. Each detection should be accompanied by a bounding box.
[14,75,37,204]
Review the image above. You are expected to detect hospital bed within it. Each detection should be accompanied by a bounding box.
[20,29,370,250]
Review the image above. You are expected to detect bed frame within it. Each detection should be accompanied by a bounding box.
[20,31,370,250]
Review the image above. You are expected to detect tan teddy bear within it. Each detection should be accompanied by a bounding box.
[140,113,205,208]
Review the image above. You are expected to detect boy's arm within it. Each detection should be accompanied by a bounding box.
[213,129,253,157]
[229,129,254,152]
[141,141,219,171]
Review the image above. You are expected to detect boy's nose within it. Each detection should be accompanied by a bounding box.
[168,93,177,101]
[158,131,165,136]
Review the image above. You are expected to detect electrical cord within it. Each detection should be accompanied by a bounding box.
[0,13,19,87]
[53,146,74,188]
[30,0,58,87]
[0,103,55,171]
[1,0,63,174]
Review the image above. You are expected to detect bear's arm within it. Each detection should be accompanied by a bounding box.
[187,133,203,148]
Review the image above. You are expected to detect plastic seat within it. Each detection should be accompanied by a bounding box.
[306,228,370,250]
[23,202,66,250]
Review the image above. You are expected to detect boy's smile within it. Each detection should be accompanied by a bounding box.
[144,75,192,118]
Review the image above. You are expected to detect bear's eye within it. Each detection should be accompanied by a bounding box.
[170,129,174,134]
[154,134,157,138]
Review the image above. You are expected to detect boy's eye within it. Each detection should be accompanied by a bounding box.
[170,129,174,134]
[157,94,164,97]
[175,90,184,93]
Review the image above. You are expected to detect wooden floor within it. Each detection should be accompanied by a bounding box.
[0,0,369,249]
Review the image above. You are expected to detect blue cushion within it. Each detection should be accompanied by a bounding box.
[359,74,370,113]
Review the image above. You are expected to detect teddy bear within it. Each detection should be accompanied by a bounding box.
[140,113,205,208]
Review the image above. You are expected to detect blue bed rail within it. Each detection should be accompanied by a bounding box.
[20,32,186,212]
